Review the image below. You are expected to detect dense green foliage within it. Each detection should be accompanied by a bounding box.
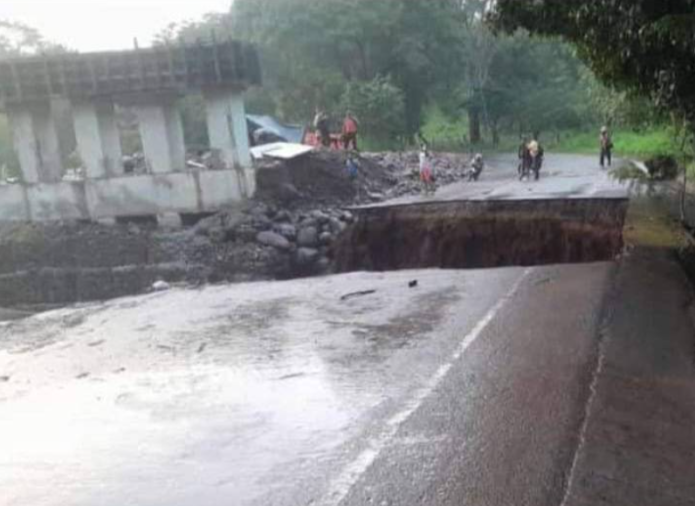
[491,1,695,137]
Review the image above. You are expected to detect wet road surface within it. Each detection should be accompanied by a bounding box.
[0,154,629,505]
[360,153,628,209]
[0,263,612,506]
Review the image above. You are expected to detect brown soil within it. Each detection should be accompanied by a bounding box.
[335,199,628,272]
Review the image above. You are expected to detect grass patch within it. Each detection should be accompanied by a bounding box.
[623,195,685,250]
[609,161,650,183]
[551,128,679,159]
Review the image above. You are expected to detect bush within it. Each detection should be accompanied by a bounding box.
[645,155,680,181]
[340,76,406,143]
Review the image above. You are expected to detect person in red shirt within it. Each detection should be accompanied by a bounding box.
[342,111,359,151]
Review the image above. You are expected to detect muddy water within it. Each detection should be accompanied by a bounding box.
[335,198,629,272]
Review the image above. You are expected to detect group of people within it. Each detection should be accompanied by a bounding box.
[418,145,485,194]
[314,109,360,151]
[341,122,615,196]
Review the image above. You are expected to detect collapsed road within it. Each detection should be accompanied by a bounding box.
[0,154,650,506]
[338,154,629,271]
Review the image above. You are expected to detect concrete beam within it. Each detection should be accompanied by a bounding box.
[72,100,123,179]
[204,90,254,197]
[7,102,64,183]
[137,100,185,174]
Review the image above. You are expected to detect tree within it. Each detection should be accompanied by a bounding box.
[492,1,695,220]
[0,20,66,56]
[229,0,467,133]
[340,75,406,144]
[490,1,695,129]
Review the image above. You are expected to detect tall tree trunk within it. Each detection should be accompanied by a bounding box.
[681,168,687,225]
[491,120,500,147]
[469,108,481,144]
[681,141,692,225]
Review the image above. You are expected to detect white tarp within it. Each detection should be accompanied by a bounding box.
[251,142,314,161]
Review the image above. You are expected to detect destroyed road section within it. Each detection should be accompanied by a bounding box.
[0,150,472,307]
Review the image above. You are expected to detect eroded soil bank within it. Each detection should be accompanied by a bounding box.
[335,199,629,272]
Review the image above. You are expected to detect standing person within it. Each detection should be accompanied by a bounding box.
[527,136,544,181]
[518,136,530,179]
[419,145,435,194]
[346,153,360,200]
[599,126,613,168]
[342,111,359,151]
[469,153,485,182]
[346,153,360,180]
[314,108,331,148]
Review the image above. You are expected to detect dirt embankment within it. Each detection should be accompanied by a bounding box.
[335,199,628,272]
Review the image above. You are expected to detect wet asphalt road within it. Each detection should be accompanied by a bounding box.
[0,265,612,506]
[0,155,621,505]
[361,153,628,208]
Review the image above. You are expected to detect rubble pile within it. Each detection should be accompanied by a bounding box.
[192,201,355,280]
[365,151,470,199]
[185,150,472,281]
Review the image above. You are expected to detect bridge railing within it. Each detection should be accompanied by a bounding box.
[0,40,261,104]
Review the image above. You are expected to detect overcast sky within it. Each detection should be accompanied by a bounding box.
[0,0,233,52]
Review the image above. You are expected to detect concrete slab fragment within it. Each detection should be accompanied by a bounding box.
[0,184,29,220]
[250,142,314,160]
[26,182,89,221]
[85,173,199,219]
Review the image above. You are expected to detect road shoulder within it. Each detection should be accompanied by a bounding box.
[563,221,695,505]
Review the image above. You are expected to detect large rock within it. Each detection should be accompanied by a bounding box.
[251,214,273,231]
[329,217,346,235]
[295,247,320,266]
[310,210,330,224]
[256,231,291,251]
[319,231,333,246]
[297,226,319,248]
[299,218,319,230]
[274,223,297,241]
[274,210,293,223]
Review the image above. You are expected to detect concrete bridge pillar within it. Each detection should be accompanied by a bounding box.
[204,90,254,196]
[7,102,63,183]
[72,100,123,178]
[136,99,185,174]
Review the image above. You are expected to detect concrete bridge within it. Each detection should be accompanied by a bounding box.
[0,41,261,222]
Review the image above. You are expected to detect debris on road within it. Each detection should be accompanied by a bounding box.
[340,289,378,301]
[152,280,171,292]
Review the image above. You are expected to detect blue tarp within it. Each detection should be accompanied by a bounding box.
[247,115,306,145]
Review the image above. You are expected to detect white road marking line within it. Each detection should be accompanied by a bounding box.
[320,268,533,506]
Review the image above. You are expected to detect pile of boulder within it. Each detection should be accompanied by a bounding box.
[364,151,470,198]
[194,201,354,280]
[189,150,472,281]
